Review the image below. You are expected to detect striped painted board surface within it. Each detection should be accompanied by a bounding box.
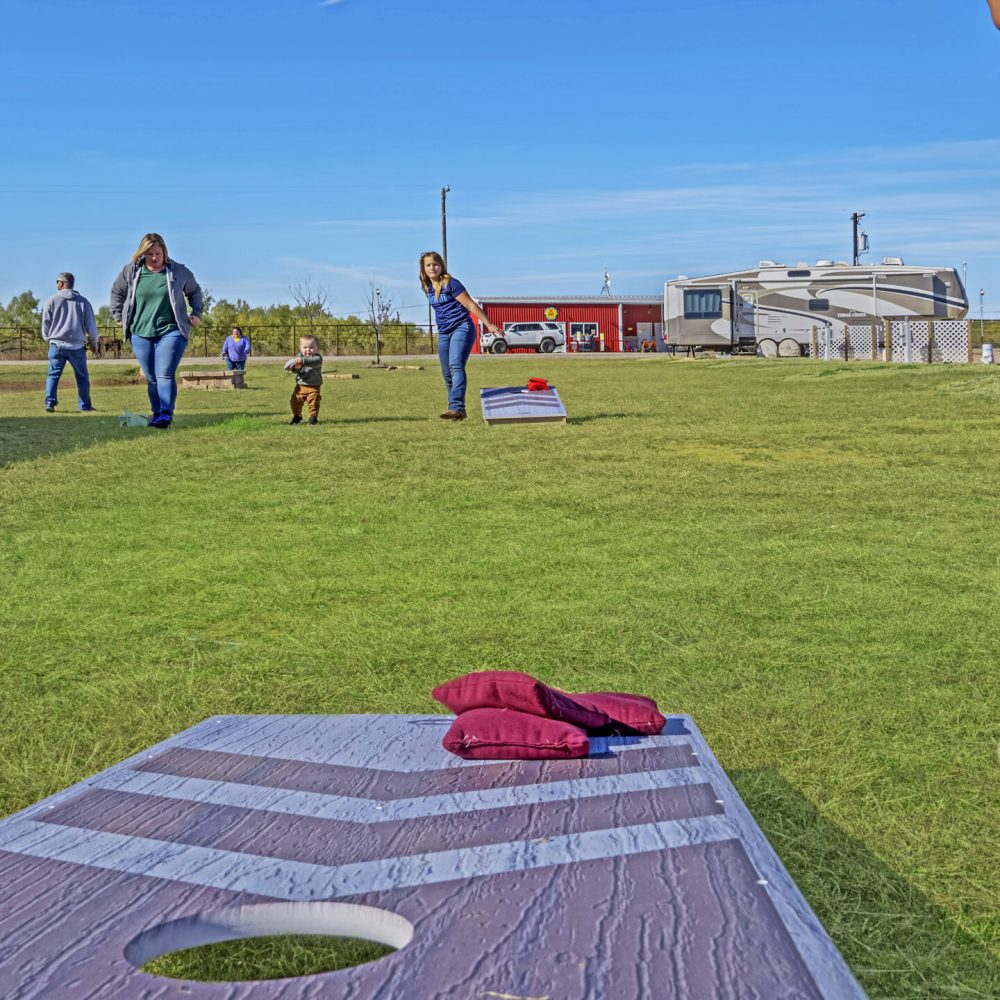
[0,714,863,999]
[480,385,567,424]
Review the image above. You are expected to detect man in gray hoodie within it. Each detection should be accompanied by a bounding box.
[41,272,99,412]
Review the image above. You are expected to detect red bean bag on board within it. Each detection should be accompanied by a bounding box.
[443,707,590,760]
[432,670,609,731]
[572,691,666,735]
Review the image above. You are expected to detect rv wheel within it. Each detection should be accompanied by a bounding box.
[758,338,779,357]
[778,338,803,357]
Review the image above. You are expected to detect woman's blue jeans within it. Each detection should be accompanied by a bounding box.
[224,357,246,371]
[45,344,92,409]
[130,329,187,416]
[437,320,475,412]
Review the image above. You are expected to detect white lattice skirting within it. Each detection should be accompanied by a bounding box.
[810,320,970,363]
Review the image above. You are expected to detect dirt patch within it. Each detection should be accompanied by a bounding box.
[2,376,144,392]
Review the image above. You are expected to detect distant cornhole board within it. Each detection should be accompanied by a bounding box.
[180,370,245,389]
[0,714,863,999]
[481,384,567,425]
[326,373,360,380]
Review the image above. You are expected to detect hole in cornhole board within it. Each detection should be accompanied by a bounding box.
[128,902,412,982]
[141,934,394,982]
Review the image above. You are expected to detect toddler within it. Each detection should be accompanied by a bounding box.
[285,335,323,424]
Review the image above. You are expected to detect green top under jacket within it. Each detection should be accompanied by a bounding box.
[130,267,177,339]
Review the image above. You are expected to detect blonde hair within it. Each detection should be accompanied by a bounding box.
[299,334,319,351]
[131,233,168,265]
[419,251,452,296]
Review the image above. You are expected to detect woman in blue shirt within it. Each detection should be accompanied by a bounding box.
[420,251,500,420]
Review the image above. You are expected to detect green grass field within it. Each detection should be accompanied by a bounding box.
[1,355,998,996]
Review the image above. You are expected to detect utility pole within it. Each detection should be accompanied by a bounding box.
[980,288,986,345]
[441,186,451,270]
[852,211,866,266]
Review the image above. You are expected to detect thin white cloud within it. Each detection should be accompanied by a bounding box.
[308,217,429,231]
[440,137,1000,232]
[276,256,413,292]
[416,136,1000,292]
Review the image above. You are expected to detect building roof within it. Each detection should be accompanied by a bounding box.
[477,295,663,305]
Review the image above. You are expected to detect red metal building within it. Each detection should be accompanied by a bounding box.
[470,296,664,353]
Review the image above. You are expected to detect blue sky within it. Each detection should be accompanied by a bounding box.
[1,0,998,320]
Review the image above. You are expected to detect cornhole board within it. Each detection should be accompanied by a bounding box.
[0,714,864,999]
[480,385,567,424]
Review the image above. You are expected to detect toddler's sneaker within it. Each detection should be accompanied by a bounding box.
[289,415,302,425]
[307,416,318,425]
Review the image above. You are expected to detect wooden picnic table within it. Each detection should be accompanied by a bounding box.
[180,370,245,389]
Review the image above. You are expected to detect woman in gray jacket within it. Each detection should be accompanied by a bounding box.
[110,233,203,429]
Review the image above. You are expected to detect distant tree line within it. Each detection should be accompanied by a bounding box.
[0,281,434,358]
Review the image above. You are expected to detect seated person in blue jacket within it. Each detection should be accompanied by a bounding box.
[221,327,251,370]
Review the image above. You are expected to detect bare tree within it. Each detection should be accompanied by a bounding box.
[289,275,331,316]
[365,282,394,366]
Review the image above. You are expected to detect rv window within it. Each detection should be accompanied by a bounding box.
[683,289,722,319]
[788,269,811,277]
[808,299,830,311]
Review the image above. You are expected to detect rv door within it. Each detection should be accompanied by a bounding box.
[731,282,756,345]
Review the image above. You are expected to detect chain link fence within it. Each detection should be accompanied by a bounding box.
[0,322,438,361]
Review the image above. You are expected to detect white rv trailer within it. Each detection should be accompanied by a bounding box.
[664,259,968,354]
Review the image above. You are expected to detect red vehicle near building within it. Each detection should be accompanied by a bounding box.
[470,296,664,354]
